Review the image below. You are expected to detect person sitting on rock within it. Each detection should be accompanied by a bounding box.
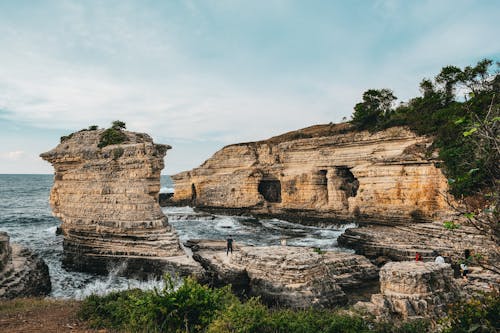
[226,235,233,255]
[415,252,423,261]
[433,250,445,264]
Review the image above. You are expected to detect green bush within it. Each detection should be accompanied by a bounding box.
[98,127,128,148]
[442,293,500,333]
[79,275,237,333]
[112,147,124,160]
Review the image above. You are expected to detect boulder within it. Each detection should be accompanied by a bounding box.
[356,261,458,320]
[0,232,51,299]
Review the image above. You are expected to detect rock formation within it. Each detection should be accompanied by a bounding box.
[186,239,379,308]
[172,124,451,224]
[338,223,499,266]
[0,232,51,299]
[41,128,201,277]
[356,261,458,320]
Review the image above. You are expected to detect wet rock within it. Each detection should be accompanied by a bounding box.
[0,232,51,299]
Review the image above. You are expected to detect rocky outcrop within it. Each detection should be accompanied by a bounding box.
[338,223,499,265]
[356,261,458,320]
[172,124,451,224]
[0,232,51,299]
[186,239,379,308]
[40,128,201,277]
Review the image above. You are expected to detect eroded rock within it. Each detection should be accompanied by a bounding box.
[187,240,379,308]
[172,124,452,225]
[356,261,458,320]
[40,128,201,277]
[0,232,51,299]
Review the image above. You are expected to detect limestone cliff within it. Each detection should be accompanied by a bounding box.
[41,128,200,276]
[0,232,51,299]
[172,124,451,224]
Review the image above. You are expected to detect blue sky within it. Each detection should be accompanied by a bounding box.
[0,0,499,174]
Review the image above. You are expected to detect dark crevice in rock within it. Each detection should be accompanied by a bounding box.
[258,178,282,203]
[336,166,359,198]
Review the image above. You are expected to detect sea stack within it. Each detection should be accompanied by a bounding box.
[41,127,195,276]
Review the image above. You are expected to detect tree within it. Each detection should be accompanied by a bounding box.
[111,120,126,130]
[350,89,397,130]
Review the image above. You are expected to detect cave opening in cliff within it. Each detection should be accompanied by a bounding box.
[336,167,359,197]
[319,169,328,201]
[258,178,282,203]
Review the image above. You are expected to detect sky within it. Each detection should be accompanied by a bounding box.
[0,0,499,175]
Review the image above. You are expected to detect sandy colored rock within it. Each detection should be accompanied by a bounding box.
[356,261,458,320]
[172,124,452,224]
[187,240,378,308]
[40,128,201,276]
[0,232,51,299]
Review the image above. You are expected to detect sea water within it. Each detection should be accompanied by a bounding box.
[0,174,354,298]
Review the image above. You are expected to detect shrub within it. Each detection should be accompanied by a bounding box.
[98,127,128,148]
[207,297,270,333]
[112,147,124,160]
[88,125,99,130]
[79,275,237,333]
[442,292,500,333]
[112,120,126,130]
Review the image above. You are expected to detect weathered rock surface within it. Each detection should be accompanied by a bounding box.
[0,232,51,299]
[40,128,201,277]
[186,240,379,308]
[338,222,499,265]
[356,261,458,320]
[172,124,452,224]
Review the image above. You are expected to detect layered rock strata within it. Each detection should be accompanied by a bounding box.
[186,239,379,308]
[356,261,458,320]
[41,129,200,276]
[338,223,499,266]
[172,124,451,224]
[0,232,51,299]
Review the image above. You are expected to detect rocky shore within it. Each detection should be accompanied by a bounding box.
[0,232,51,299]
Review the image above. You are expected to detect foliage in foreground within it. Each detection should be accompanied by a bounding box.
[79,276,437,333]
[442,292,500,333]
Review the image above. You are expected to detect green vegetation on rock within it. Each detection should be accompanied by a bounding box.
[98,121,128,148]
[350,59,499,197]
[79,275,439,333]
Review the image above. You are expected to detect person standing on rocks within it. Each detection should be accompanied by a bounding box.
[433,250,445,264]
[460,249,471,280]
[226,235,233,255]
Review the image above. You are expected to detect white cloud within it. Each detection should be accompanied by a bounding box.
[1,150,25,161]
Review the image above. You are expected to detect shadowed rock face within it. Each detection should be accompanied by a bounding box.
[171,124,452,225]
[0,232,51,299]
[40,129,198,276]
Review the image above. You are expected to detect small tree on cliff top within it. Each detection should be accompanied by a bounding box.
[111,120,126,130]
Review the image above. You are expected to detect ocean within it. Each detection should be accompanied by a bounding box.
[0,174,353,298]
